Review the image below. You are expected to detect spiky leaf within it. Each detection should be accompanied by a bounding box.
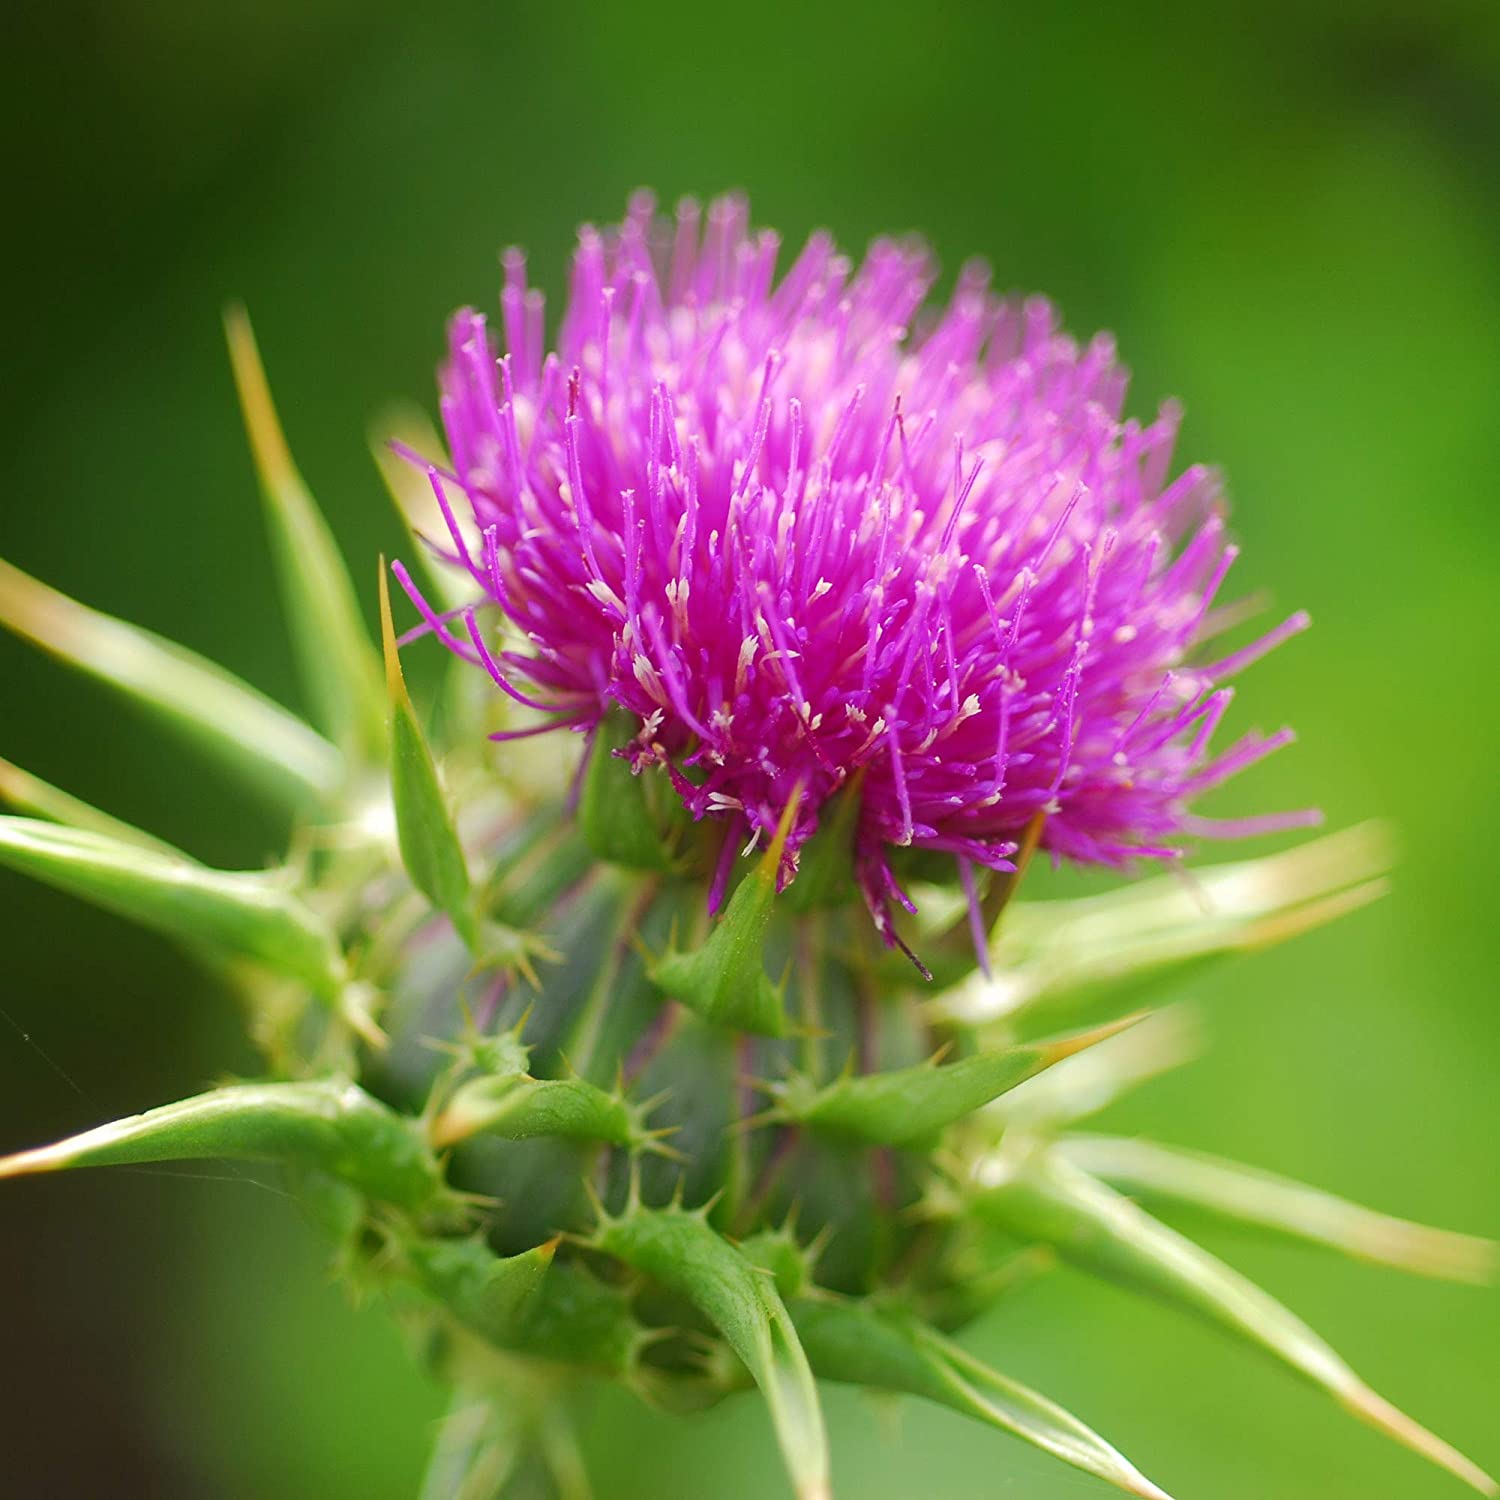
[937,825,1390,1039]
[0,556,339,806]
[650,793,801,1036]
[590,1205,829,1500]
[792,1296,1172,1499]
[1057,1134,1495,1283]
[432,1072,653,1152]
[777,1018,1138,1148]
[0,755,176,855]
[225,305,385,760]
[0,816,346,1000]
[969,1146,1495,1494]
[378,563,478,948]
[402,1233,557,1345]
[0,1079,443,1210]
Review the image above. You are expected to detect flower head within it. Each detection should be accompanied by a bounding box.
[400,192,1314,920]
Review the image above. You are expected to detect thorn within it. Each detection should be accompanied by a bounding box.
[456,990,479,1036]
[645,1136,689,1164]
[736,1072,781,1098]
[579,1175,607,1228]
[729,1107,786,1136]
[803,1220,836,1270]
[1039,1011,1151,1066]
[341,985,388,1050]
[628,930,661,967]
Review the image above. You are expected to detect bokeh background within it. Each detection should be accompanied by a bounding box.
[2,2,1497,1496]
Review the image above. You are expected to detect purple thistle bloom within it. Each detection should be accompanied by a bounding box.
[398,192,1315,931]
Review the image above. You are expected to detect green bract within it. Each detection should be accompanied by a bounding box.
[0,313,1491,1500]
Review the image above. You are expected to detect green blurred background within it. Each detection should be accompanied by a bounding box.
[2,2,1497,1495]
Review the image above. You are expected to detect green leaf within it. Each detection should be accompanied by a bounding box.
[578,708,681,871]
[776,1017,1140,1149]
[225,304,385,761]
[431,1071,655,1152]
[0,816,347,1000]
[590,1204,829,1500]
[650,792,801,1037]
[0,754,177,855]
[378,563,478,948]
[0,1079,444,1210]
[935,825,1391,1040]
[0,556,340,807]
[792,1296,1173,1500]
[969,1146,1496,1495]
[401,1233,558,1346]
[1056,1134,1496,1283]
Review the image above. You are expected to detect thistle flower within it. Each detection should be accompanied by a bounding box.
[402,191,1314,943]
[0,202,1492,1500]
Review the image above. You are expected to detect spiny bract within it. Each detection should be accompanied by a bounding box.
[0,196,1492,1500]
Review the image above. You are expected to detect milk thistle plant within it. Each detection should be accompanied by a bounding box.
[0,192,1492,1499]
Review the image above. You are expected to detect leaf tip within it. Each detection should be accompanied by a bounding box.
[223,302,297,495]
[376,556,406,705]
[0,1144,57,1181]
[1342,1382,1497,1495]
[1041,1011,1150,1067]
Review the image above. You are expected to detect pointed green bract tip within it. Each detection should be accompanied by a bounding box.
[791,1296,1176,1500]
[971,1147,1493,1494]
[777,1015,1144,1149]
[0,555,340,806]
[400,1232,558,1349]
[378,560,479,949]
[937,823,1394,1036]
[589,1204,829,1500]
[649,789,803,1036]
[1057,1133,1497,1284]
[0,1079,445,1211]
[0,815,348,1001]
[225,303,385,762]
[1342,1385,1498,1496]
[0,755,177,855]
[430,1070,652,1153]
